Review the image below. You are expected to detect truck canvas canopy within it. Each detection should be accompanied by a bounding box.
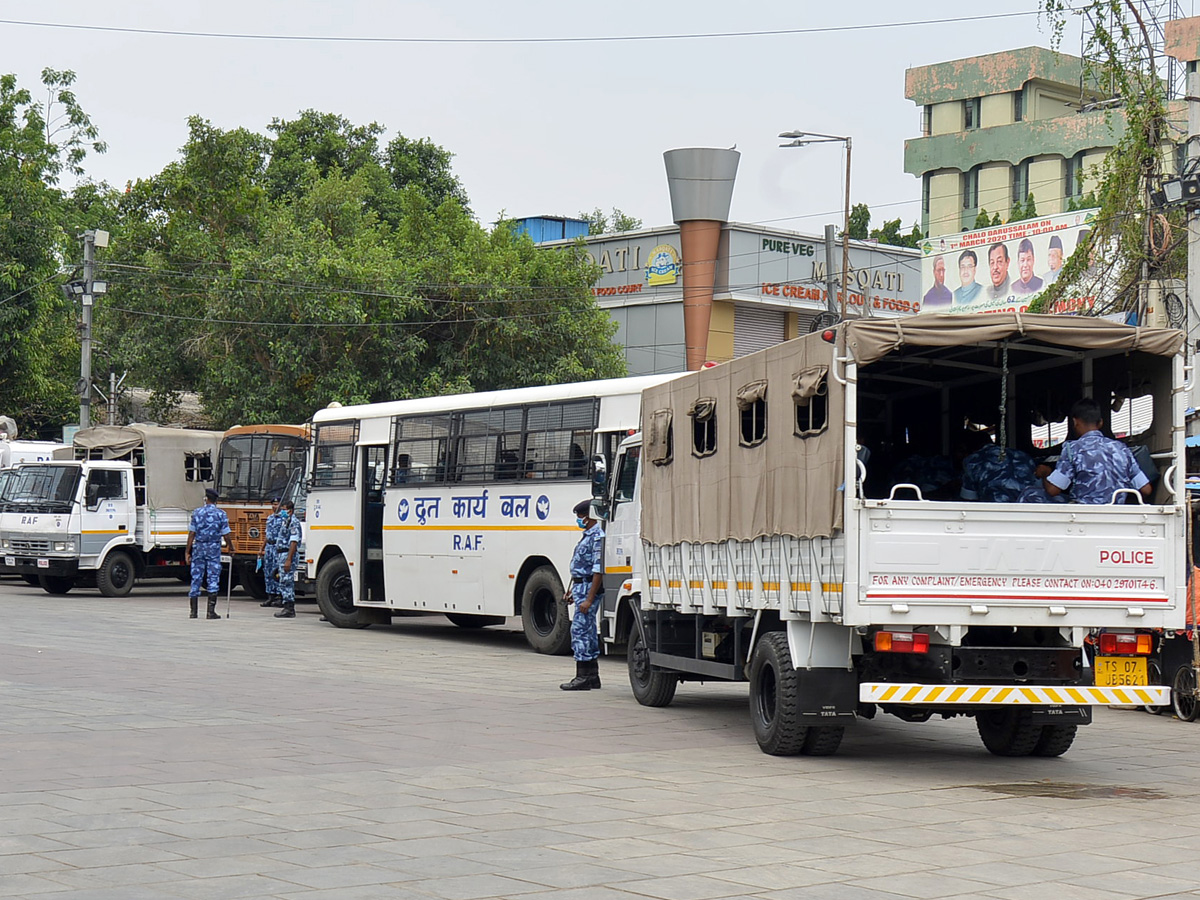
[73,424,219,511]
[640,312,1185,546]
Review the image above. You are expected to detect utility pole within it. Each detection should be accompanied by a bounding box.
[76,229,109,429]
[822,225,838,316]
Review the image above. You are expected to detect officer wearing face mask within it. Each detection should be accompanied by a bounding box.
[273,499,303,619]
[560,499,604,691]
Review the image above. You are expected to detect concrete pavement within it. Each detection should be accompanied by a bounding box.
[1,579,1198,899]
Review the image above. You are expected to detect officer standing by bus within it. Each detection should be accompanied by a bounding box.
[273,499,303,619]
[258,497,284,608]
[560,499,604,691]
[185,488,231,619]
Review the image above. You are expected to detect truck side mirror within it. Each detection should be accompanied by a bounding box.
[591,455,607,499]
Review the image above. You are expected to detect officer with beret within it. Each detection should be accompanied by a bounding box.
[560,499,605,690]
[185,487,231,619]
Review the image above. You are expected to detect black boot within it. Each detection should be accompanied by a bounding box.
[260,594,279,608]
[560,661,592,691]
[585,659,601,690]
[189,596,198,619]
[206,594,221,619]
[274,604,295,618]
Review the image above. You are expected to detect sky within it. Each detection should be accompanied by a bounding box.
[1,1,1087,238]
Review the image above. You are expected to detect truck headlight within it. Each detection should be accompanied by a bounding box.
[1,539,8,549]
[54,541,67,552]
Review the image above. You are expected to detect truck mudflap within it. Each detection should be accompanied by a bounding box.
[860,682,1169,707]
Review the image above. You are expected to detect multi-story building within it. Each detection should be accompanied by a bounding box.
[905,47,1126,237]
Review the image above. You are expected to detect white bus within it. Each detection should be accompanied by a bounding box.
[307,375,681,652]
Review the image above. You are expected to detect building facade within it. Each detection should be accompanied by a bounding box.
[905,47,1122,237]
[540,223,920,376]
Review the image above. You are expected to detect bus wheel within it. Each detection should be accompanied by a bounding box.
[316,556,370,628]
[446,613,505,628]
[38,574,74,595]
[749,632,808,756]
[97,551,136,598]
[627,626,677,707]
[520,566,570,655]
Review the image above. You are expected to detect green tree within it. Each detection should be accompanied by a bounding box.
[0,68,105,432]
[579,207,642,235]
[870,218,922,249]
[101,116,624,425]
[847,202,871,240]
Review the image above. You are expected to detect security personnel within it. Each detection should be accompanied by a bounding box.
[185,488,231,619]
[560,499,604,691]
[1043,397,1153,504]
[274,499,303,618]
[258,497,284,607]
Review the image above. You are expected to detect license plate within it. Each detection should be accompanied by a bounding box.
[1095,656,1147,687]
[4,556,13,567]
[36,558,49,569]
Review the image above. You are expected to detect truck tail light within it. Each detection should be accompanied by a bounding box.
[874,631,929,653]
[1097,632,1152,655]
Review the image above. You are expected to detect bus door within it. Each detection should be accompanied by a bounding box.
[361,445,387,602]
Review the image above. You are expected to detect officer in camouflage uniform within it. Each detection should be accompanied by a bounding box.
[258,497,284,608]
[274,499,303,619]
[186,488,231,619]
[560,499,604,691]
[1042,397,1152,504]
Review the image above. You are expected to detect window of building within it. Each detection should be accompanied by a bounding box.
[1013,90,1024,122]
[184,452,213,483]
[1065,151,1085,198]
[312,421,359,488]
[1012,160,1030,205]
[921,105,933,136]
[736,381,768,447]
[922,174,931,215]
[962,167,979,210]
[688,397,717,457]
[793,367,829,438]
[964,97,981,131]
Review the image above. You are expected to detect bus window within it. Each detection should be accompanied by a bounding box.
[313,422,358,488]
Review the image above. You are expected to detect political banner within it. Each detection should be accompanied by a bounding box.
[919,208,1102,315]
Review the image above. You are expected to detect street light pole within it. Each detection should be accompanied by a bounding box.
[779,130,854,320]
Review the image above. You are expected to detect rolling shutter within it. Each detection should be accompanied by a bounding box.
[733,305,786,358]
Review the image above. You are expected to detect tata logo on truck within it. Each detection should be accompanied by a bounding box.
[1099,549,1155,566]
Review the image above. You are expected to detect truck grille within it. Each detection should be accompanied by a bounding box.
[11,539,52,553]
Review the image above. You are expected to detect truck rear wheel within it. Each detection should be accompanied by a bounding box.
[520,566,570,655]
[802,726,845,756]
[976,709,1042,757]
[1172,665,1199,722]
[315,556,371,628]
[447,613,505,628]
[238,563,267,600]
[1031,724,1077,757]
[97,551,136,598]
[627,626,678,707]
[749,632,808,756]
[38,574,74,595]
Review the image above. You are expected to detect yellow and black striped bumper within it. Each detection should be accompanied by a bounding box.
[860,682,1169,707]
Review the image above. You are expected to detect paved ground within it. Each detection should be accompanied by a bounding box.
[1,577,1199,900]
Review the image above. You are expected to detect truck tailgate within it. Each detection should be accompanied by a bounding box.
[850,500,1183,630]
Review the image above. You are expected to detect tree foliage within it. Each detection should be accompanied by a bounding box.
[1037,1,1179,316]
[99,114,624,426]
[844,203,922,248]
[579,207,642,235]
[0,68,104,432]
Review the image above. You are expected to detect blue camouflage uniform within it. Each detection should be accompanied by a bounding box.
[569,522,605,662]
[960,444,1037,503]
[277,512,303,607]
[262,510,283,596]
[188,503,231,597]
[1046,430,1149,504]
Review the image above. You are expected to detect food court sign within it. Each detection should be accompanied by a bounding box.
[919,208,1100,314]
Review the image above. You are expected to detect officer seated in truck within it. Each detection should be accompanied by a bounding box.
[1036,397,1154,504]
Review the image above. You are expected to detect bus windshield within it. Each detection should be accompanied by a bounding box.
[0,465,81,513]
[216,434,308,502]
